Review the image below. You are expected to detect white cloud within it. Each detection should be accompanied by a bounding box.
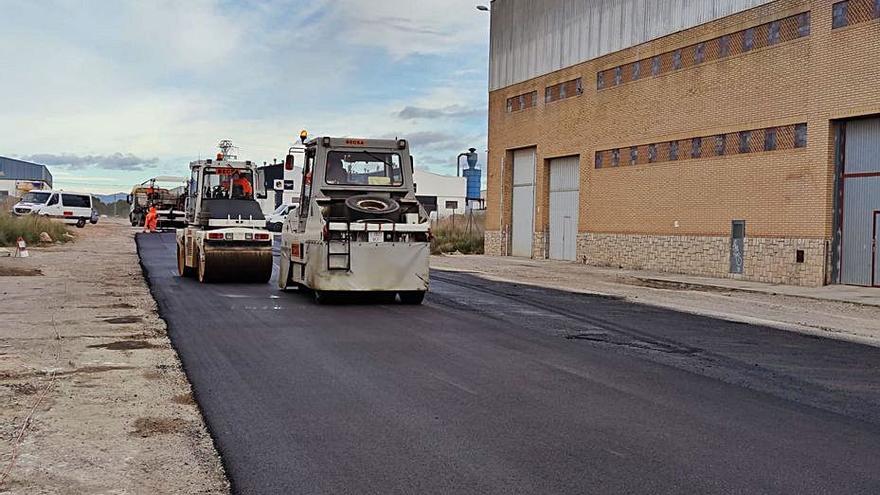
[2,0,489,190]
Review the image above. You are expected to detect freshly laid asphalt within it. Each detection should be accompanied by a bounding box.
[137,232,880,494]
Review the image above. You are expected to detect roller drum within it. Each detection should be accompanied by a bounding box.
[199,245,273,283]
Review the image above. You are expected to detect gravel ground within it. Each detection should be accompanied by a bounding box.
[431,254,880,347]
[0,220,227,494]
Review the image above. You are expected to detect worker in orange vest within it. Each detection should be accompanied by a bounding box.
[143,205,158,233]
[232,172,253,198]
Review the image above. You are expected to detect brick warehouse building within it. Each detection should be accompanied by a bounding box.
[483,0,880,287]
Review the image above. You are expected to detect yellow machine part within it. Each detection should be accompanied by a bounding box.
[199,244,273,283]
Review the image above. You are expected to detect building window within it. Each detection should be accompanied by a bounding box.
[695,42,706,64]
[597,71,605,90]
[445,200,459,210]
[720,35,731,57]
[632,62,641,81]
[669,141,679,161]
[743,28,755,51]
[739,131,752,153]
[652,56,661,76]
[764,128,778,151]
[797,12,811,37]
[630,147,638,165]
[691,137,702,158]
[595,153,603,169]
[715,135,726,156]
[614,66,623,85]
[795,124,808,148]
[507,91,537,112]
[648,143,658,163]
[611,149,620,167]
[875,0,880,18]
[672,49,682,70]
[546,78,583,103]
[768,21,780,44]
[575,78,583,95]
[833,2,849,29]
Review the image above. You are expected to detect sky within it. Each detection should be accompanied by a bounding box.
[2,0,490,194]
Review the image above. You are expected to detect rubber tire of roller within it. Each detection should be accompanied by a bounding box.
[177,243,195,277]
[344,195,400,221]
[197,247,210,283]
[313,290,331,305]
[399,291,425,305]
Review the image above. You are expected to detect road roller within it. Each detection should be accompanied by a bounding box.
[176,141,274,283]
[278,135,431,304]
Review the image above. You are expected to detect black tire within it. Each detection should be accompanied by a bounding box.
[75,218,86,228]
[314,290,330,305]
[399,291,425,305]
[197,247,210,283]
[344,195,400,221]
[177,244,195,277]
[130,214,138,227]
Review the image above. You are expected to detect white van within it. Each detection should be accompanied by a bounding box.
[14,190,96,228]
[12,190,54,216]
[265,203,297,232]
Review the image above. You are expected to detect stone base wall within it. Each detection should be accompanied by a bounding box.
[532,232,547,259]
[484,230,505,256]
[483,230,551,259]
[577,233,827,287]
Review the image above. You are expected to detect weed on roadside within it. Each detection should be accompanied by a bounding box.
[0,212,72,247]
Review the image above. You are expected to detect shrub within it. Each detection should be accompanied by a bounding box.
[0,211,72,247]
[430,211,485,255]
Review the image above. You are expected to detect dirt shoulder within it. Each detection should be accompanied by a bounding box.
[0,220,227,494]
[431,255,880,348]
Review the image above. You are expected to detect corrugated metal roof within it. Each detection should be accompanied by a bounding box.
[0,156,53,186]
[489,0,773,91]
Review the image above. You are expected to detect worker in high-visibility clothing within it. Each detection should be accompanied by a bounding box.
[143,205,158,233]
[232,172,253,199]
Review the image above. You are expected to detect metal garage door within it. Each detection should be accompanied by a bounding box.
[549,156,580,261]
[841,118,880,286]
[511,148,536,257]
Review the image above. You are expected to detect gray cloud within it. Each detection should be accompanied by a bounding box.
[405,131,460,150]
[18,153,159,171]
[396,105,485,121]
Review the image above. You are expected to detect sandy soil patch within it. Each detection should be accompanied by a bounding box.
[0,220,227,494]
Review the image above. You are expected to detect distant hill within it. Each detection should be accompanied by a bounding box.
[95,193,127,204]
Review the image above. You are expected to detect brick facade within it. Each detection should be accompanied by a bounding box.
[485,0,880,286]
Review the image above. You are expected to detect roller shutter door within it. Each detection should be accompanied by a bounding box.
[511,148,536,257]
[549,156,580,261]
[841,118,880,286]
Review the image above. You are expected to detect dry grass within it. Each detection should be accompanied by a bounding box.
[431,211,485,255]
[0,211,72,247]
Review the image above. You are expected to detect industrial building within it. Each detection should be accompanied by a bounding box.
[484,0,880,287]
[0,156,53,201]
[414,170,468,218]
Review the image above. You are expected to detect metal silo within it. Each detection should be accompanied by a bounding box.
[458,148,482,209]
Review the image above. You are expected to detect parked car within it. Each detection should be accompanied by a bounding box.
[265,203,297,232]
[15,190,96,228]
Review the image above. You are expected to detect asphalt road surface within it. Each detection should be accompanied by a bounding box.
[137,232,880,494]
